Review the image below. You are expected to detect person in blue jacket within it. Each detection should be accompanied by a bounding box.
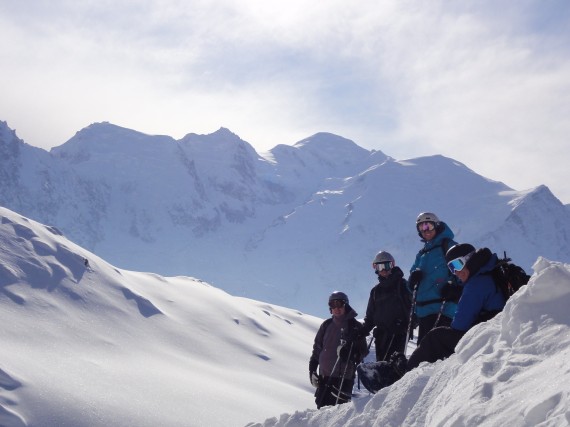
[408,212,458,345]
[406,243,506,370]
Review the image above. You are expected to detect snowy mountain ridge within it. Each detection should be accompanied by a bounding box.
[1,119,570,317]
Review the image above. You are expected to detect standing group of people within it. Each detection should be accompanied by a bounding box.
[309,212,507,409]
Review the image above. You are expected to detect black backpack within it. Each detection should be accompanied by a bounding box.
[489,252,531,301]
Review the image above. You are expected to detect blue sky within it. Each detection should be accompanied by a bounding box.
[1,0,569,203]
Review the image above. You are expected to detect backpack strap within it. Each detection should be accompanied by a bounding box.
[418,237,451,257]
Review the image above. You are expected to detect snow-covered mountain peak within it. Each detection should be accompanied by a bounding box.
[476,184,570,269]
[508,184,560,210]
[51,122,176,166]
[292,132,378,166]
[180,126,255,151]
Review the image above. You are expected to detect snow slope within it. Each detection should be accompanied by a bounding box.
[2,205,570,427]
[249,257,570,427]
[0,206,321,427]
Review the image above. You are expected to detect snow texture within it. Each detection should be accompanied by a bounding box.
[1,204,570,426]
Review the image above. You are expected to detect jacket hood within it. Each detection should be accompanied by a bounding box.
[377,266,405,289]
[467,248,498,277]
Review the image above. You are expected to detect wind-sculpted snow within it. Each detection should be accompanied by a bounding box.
[1,205,569,426]
[249,258,570,427]
[0,206,323,427]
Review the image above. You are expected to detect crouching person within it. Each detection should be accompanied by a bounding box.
[309,291,368,409]
[406,244,506,370]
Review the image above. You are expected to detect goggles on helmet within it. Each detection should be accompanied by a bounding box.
[417,221,436,232]
[374,261,394,272]
[447,252,474,274]
[328,299,346,309]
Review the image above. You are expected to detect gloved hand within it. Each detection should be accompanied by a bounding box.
[441,282,463,302]
[309,358,318,373]
[409,269,423,288]
[356,329,370,341]
[310,371,319,387]
[389,351,408,376]
[338,344,351,361]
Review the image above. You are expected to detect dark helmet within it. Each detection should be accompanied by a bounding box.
[329,291,349,304]
[445,243,475,263]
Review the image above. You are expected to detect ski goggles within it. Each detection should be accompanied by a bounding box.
[328,300,346,309]
[447,252,474,274]
[373,261,394,272]
[417,221,436,232]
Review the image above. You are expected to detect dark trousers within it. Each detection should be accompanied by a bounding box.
[407,326,465,371]
[374,329,406,362]
[315,376,354,409]
[417,313,453,345]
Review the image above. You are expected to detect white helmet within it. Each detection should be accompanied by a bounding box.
[416,212,440,225]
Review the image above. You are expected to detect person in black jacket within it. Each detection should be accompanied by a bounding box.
[361,251,412,361]
[309,291,368,409]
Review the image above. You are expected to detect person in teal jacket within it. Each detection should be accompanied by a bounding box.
[408,212,458,345]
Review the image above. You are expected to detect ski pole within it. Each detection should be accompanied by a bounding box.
[317,354,342,409]
[317,328,345,408]
[433,299,446,329]
[404,281,419,356]
[335,341,354,405]
[383,334,395,361]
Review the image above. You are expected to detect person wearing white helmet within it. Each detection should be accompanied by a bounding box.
[360,251,412,361]
[407,243,506,370]
[408,212,458,345]
[357,243,507,394]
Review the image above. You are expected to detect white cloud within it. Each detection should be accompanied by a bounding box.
[1,0,569,202]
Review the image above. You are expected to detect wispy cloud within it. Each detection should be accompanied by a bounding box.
[1,0,569,202]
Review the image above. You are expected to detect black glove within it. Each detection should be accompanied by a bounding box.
[356,329,370,341]
[309,358,318,373]
[441,282,463,302]
[409,269,423,288]
[389,351,408,376]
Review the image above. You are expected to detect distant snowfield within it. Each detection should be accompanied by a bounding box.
[1,205,570,427]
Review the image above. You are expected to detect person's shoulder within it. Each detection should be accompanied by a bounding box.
[348,317,364,328]
[319,317,333,329]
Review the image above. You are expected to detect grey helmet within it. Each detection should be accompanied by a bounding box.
[416,212,440,225]
[328,291,349,304]
[372,251,395,265]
